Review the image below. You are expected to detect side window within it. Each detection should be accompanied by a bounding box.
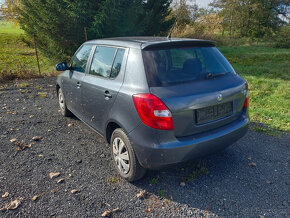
[89,46,116,78]
[71,45,93,73]
[111,48,125,78]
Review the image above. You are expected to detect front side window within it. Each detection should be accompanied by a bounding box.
[89,46,117,78]
[71,45,93,73]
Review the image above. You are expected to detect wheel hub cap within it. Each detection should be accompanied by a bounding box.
[113,137,130,174]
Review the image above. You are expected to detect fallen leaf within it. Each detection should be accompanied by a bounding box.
[0,197,23,211]
[145,208,152,212]
[32,136,42,141]
[49,172,60,179]
[31,195,39,201]
[136,190,147,199]
[1,192,9,198]
[180,182,185,187]
[57,178,65,183]
[248,162,257,167]
[68,123,74,127]
[38,154,43,157]
[101,210,111,217]
[29,115,35,118]
[112,208,120,213]
[15,142,34,151]
[10,138,17,143]
[50,189,56,194]
[248,157,252,160]
[71,189,79,194]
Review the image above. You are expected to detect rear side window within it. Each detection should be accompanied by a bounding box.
[71,45,93,73]
[111,48,125,78]
[89,46,117,78]
[142,46,235,87]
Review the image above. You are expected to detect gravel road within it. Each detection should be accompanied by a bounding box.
[0,77,289,217]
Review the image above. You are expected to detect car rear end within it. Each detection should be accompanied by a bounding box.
[128,39,249,168]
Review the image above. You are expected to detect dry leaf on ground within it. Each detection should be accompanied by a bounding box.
[57,178,65,183]
[248,162,257,167]
[31,195,39,201]
[101,210,111,217]
[10,138,17,143]
[71,189,80,194]
[49,172,60,179]
[1,192,9,198]
[180,182,185,187]
[0,197,23,211]
[32,136,42,141]
[145,208,152,212]
[112,208,120,213]
[68,123,74,127]
[136,190,147,199]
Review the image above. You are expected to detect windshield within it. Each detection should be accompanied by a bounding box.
[142,46,235,87]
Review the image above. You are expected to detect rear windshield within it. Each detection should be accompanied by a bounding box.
[142,46,235,87]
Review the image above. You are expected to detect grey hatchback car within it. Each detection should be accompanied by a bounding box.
[56,37,249,181]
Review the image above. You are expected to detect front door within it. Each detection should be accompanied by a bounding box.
[66,44,93,117]
[81,46,127,134]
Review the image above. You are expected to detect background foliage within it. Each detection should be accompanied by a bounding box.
[15,0,173,60]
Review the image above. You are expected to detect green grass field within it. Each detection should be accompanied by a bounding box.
[0,21,55,80]
[219,46,290,132]
[0,21,289,133]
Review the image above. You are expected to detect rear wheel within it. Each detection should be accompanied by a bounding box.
[110,128,146,182]
[58,88,72,117]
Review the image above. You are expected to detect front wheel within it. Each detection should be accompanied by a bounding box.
[58,88,72,117]
[110,128,146,182]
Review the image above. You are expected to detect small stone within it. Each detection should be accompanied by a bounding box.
[100,154,105,158]
[76,159,82,164]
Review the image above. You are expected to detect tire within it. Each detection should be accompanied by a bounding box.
[58,88,72,117]
[110,128,146,182]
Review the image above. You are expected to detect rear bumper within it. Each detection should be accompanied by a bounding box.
[129,116,249,169]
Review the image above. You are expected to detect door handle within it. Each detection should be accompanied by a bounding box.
[76,81,81,88]
[104,90,112,99]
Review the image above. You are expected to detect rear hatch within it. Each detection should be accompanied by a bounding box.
[142,43,247,137]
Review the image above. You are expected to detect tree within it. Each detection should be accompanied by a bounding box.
[18,0,173,60]
[210,0,290,38]
[1,0,22,22]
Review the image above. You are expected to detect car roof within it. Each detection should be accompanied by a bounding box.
[84,37,215,50]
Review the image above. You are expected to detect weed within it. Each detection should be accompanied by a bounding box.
[149,178,159,185]
[107,177,119,183]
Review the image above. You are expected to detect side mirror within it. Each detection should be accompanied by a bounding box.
[56,62,70,71]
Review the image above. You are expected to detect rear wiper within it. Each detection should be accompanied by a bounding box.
[205,72,229,79]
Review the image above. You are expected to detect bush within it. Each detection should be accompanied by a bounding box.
[274,26,290,48]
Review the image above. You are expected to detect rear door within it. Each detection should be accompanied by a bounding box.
[81,45,127,134]
[64,44,93,116]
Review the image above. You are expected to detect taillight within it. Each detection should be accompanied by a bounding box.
[244,82,249,108]
[132,93,174,130]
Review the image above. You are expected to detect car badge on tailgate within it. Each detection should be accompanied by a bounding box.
[217,93,223,102]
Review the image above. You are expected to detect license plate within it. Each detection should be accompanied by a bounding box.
[196,102,233,124]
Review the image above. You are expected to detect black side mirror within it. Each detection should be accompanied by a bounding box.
[56,62,70,71]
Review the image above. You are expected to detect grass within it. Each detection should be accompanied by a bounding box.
[0,21,55,81]
[219,46,290,132]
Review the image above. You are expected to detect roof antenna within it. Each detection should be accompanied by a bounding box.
[167,18,177,40]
